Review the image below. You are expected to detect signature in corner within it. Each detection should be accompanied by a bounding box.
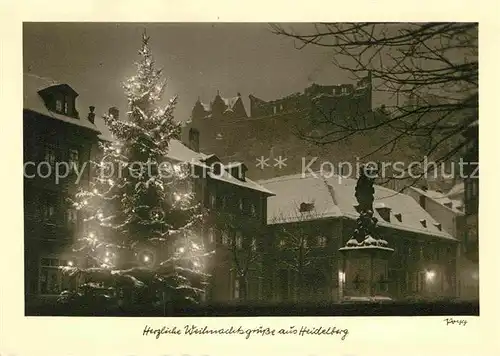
[444,317,468,326]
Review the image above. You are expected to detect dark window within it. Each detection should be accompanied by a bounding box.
[44,145,56,166]
[41,194,58,223]
[68,148,79,170]
[419,195,426,209]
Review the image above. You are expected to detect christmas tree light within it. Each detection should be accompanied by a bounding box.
[60,31,209,311]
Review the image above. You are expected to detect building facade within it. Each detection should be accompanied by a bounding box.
[184,74,375,180]
[258,173,458,303]
[23,74,101,309]
[23,75,273,309]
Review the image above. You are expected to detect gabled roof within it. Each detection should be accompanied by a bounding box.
[200,102,211,112]
[259,173,455,240]
[23,73,100,133]
[222,96,240,109]
[97,130,271,195]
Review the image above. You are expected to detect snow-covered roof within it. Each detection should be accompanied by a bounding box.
[446,182,465,200]
[259,173,455,240]
[200,102,211,112]
[208,170,274,195]
[409,186,464,214]
[23,73,101,133]
[222,96,240,109]
[94,132,271,194]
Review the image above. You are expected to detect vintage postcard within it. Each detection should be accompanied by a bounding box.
[0,2,496,356]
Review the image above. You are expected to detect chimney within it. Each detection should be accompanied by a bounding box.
[87,106,96,124]
[109,107,119,119]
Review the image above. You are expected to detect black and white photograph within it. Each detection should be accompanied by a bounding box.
[22,22,479,317]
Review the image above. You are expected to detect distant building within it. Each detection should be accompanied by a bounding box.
[184,74,374,180]
[258,173,458,303]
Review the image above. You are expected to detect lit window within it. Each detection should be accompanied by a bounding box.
[233,277,240,300]
[222,231,230,245]
[39,257,72,295]
[64,101,68,114]
[278,238,286,249]
[209,192,216,208]
[302,237,308,249]
[208,228,215,244]
[68,148,79,170]
[55,99,63,112]
[251,238,257,252]
[235,231,243,249]
[317,236,327,247]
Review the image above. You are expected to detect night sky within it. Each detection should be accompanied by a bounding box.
[23,22,367,129]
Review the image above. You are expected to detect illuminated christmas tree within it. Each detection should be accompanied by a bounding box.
[60,32,208,311]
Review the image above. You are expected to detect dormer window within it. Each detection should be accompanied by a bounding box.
[375,203,391,222]
[38,84,79,118]
[227,162,247,181]
[55,99,63,112]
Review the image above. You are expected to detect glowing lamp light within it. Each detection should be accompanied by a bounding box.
[425,270,436,282]
[93,189,98,194]
[83,200,88,205]
[104,257,110,263]
[108,179,114,186]
[67,261,74,267]
[193,261,200,268]
[174,194,181,201]
[143,255,150,263]
[89,232,95,238]
[106,251,110,257]
[177,247,185,254]
[338,271,346,283]
[116,148,121,154]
